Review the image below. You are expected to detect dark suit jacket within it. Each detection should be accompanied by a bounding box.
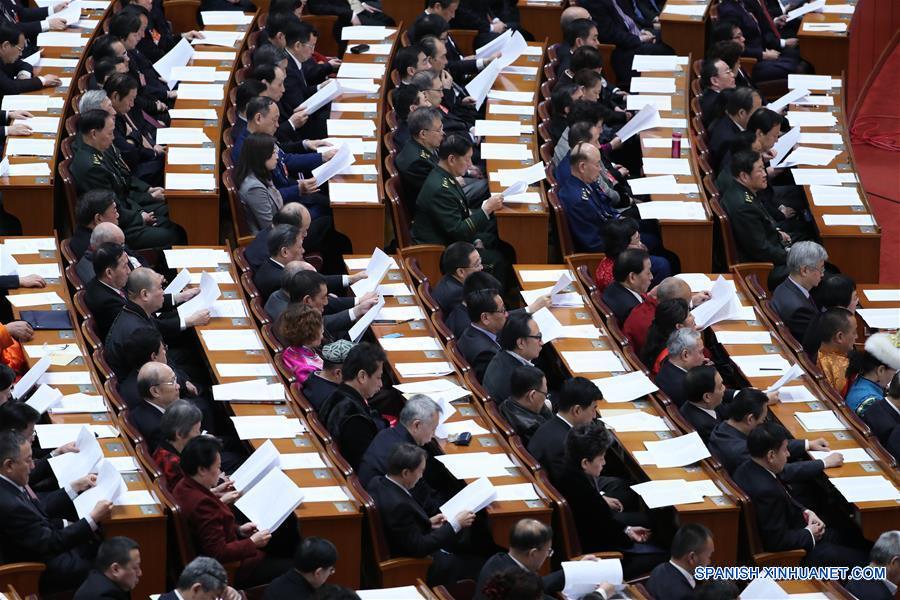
[103,301,179,378]
[367,475,457,558]
[580,0,641,50]
[172,475,263,567]
[300,373,339,412]
[433,274,464,314]
[69,226,92,260]
[679,402,720,446]
[73,569,130,600]
[844,578,895,600]
[499,400,551,447]
[0,478,94,577]
[282,56,314,125]
[474,552,564,600]
[708,116,742,172]
[708,421,821,482]
[253,258,285,302]
[0,59,42,95]
[263,568,315,600]
[732,459,813,553]
[319,383,387,470]
[551,463,631,553]
[654,358,688,407]
[645,562,694,600]
[861,399,900,462]
[358,424,460,514]
[770,279,817,347]
[245,227,270,271]
[129,400,165,453]
[483,351,529,404]
[457,325,500,382]
[86,279,176,341]
[527,415,570,479]
[699,88,722,128]
[602,281,642,324]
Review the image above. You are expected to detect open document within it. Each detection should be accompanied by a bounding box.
[235,468,305,532]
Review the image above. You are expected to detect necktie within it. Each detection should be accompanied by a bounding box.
[631,0,645,22]
[755,0,782,39]
[611,0,641,37]
[24,484,38,502]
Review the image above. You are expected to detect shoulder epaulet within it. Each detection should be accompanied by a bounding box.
[441,177,451,189]
[744,191,753,203]
[419,149,431,160]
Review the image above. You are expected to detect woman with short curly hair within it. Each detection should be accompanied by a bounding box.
[277,303,324,384]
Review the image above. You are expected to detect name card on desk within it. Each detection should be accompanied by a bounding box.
[12,116,59,133]
[176,83,225,100]
[336,61,386,80]
[637,201,706,221]
[326,119,376,137]
[788,74,842,90]
[167,147,216,165]
[592,371,658,403]
[168,108,218,120]
[629,77,677,94]
[809,185,863,206]
[822,214,875,227]
[340,25,396,40]
[230,415,305,439]
[6,291,65,307]
[156,127,213,145]
[829,476,900,503]
[631,55,688,71]
[561,350,625,373]
[36,32,87,46]
[200,10,254,24]
[329,182,379,203]
[166,173,215,190]
[191,50,235,61]
[190,30,242,48]
[857,308,900,330]
[201,329,263,351]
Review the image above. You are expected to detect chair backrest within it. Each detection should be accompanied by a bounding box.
[385,110,398,131]
[163,0,200,33]
[260,323,284,354]
[81,318,102,351]
[0,563,45,599]
[689,77,701,97]
[698,156,714,180]
[708,195,740,268]
[233,246,251,272]
[103,378,127,413]
[539,140,554,164]
[133,440,161,481]
[690,95,702,119]
[588,288,614,321]
[731,264,773,299]
[347,474,392,564]
[65,264,84,291]
[239,271,259,298]
[462,369,491,403]
[429,311,455,344]
[444,339,471,374]
[448,29,477,56]
[249,296,271,326]
[539,80,553,101]
[567,253,605,289]
[385,175,413,248]
[482,399,514,438]
[537,100,550,122]
[301,14,339,55]
[58,158,78,227]
[399,244,444,284]
[289,382,315,414]
[547,188,576,258]
[222,127,233,148]
[91,347,114,380]
[117,409,143,446]
[384,129,398,156]
[60,238,76,266]
[154,476,198,572]
[223,170,254,246]
[274,352,297,384]
[533,469,583,559]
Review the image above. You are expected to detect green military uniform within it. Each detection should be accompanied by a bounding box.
[412,164,514,288]
[69,136,185,249]
[394,138,436,217]
[721,180,790,283]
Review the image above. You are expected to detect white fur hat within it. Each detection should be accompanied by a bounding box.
[864,332,900,371]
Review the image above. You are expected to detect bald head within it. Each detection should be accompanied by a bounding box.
[90,222,125,248]
[126,267,165,313]
[655,277,692,303]
[561,6,591,27]
[280,260,316,291]
[136,362,177,405]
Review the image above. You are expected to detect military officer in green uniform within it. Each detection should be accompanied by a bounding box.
[69,109,186,250]
[412,134,514,289]
[721,149,790,285]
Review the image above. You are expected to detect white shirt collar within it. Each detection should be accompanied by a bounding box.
[669,560,695,588]
[288,49,303,70]
[472,324,498,344]
[557,414,574,429]
[623,285,644,303]
[506,350,533,366]
[0,473,25,494]
[883,578,898,595]
[696,404,718,419]
[386,475,412,496]
[146,400,167,414]
[729,116,745,132]
[173,591,187,600]
[507,553,531,573]
[100,279,122,295]
[887,400,900,419]
[788,276,811,299]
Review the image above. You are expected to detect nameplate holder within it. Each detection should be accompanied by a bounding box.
[222,290,237,298]
[71,356,84,366]
[122,473,140,483]
[523,75,535,82]
[58,330,74,339]
[524,499,544,509]
[591,339,607,349]
[63,67,74,73]
[410,321,426,330]
[293,437,312,447]
[90,413,105,421]
[527,55,539,63]
[244,349,263,356]
[860,226,876,233]
[633,401,650,409]
[363,152,376,161]
[274,406,290,415]
[334,502,355,512]
[80,384,96,393]
[527,204,542,213]
[505,467,520,477]
[423,350,443,359]
[107,442,125,453]
[683,465,702,473]
[201,141,215,148]
[833,431,851,440]
[655,431,674,439]
[50,303,66,311]
[397,296,413,305]
[575,311,589,320]
[313,469,330,480]
[459,406,476,417]
[200,165,213,172]
[231,318,249,326]
[762,344,779,354]
[46,277,60,285]
[140,505,161,515]
[374,56,387,63]
[746,319,760,326]
[837,163,851,171]
[39,250,55,258]
[478,437,497,447]
[209,100,222,107]
[364,174,376,182]
[808,402,822,410]
[711,496,730,506]
[861,462,878,473]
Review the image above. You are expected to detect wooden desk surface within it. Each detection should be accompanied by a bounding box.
[798,0,857,78]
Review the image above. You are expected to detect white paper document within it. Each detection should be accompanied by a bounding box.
[212,379,285,401]
[741,578,789,600]
[331,102,377,113]
[480,142,533,161]
[795,410,846,432]
[779,146,842,167]
[25,384,62,413]
[803,21,847,32]
[631,55,688,71]
[231,440,280,492]
[230,416,304,440]
[340,25,395,40]
[336,62,386,80]
[436,452,516,479]
[644,432,710,467]
[395,362,454,378]
[440,477,496,520]
[164,248,229,267]
[6,291,63,307]
[601,410,669,432]
[394,379,469,403]
[615,104,661,142]
[627,175,678,196]
[12,116,60,134]
[494,162,546,187]
[191,30,242,47]
[356,588,424,600]
[349,247,392,296]
[176,83,226,100]
[489,103,534,116]
[856,308,900,330]
[629,77,676,94]
[592,371,658,403]
[38,371,92,385]
[2,95,49,112]
[311,143,355,186]
[493,483,540,502]
[714,330,772,344]
[561,559,623,600]
[787,0,826,20]
[153,37,194,87]
[48,425,102,484]
[13,355,51,399]
[519,268,570,282]
[785,111,837,128]
[637,201,707,221]
[73,460,126,519]
[809,185,862,206]
[810,447,872,463]
[200,329,263,351]
[473,119,525,137]
[630,479,705,508]
[674,273,713,291]
[642,157,692,176]
[0,161,52,177]
[279,453,327,470]
[466,54,504,110]
[329,182,379,203]
[214,363,276,378]
[107,456,139,472]
[49,393,107,413]
[777,385,818,403]
[863,289,900,302]
[5,138,55,157]
[156,127,213,145]
[435,418,490,439]
[235,468,304,531]
[730,354,792,378]
[348,296,386,343]
[691,276,744,329]
[378,337,442,352]
[375,306,425,322]
[177,272,221,319]
[822,214,876,227]
[626,94,672,112]
[327,119,376,137]
[800,132,843,145]
[765,362,804,393]
[35,423,115,448]
[168,108,218,120]
[828,476,900,503]
[788,74,842,90]
[14,262,60,278]
[200,11,254,24]
[561,350,625,374]
[487,90,533,103]
[166,173,215,190]
[37,32,87,46]
[791,168,844,186]
[663,3,706,15]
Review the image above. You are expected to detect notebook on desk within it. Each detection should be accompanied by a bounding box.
[20,310,74,330]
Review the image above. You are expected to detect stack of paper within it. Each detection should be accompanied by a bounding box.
[190,30,242,47]
[489,103,534,116]
[164,247,229,267]
[394,378,470,403]
[25,384,63,413]
[379,336,442,352]
[776,386,818,403]
[340,26,396,40]
[73,460,126,519]
[768,88,812,113]
[230,416,305,439]
[493,483,540,501]
[803,22,847,32]
[480,142,533,161]
[829,476,900,503]
[439,477,497,519]
[778,146,842,167]
[279,452,327,470]
[784,111,837,127]
[592,371,658,403]
[714,330,772,345]
[630,479,706,508]
[786,0,825,20]
[644,432,710,467]
[153,38,195,87]
[375,306,425,322]
[631,55,688,71]
[674,273,713,291]
[235,468,304,531]
[300,80,342,113]
[435,452,515,479]
[336,62,386,80]
[212,379,285,401]
[13,355,51,399]
[600,410,669,432]
[200,11,254,24]
[690,276,743,328]
[822,214,876,227]
[299,485,352,502]
[48,393,107,413]
[788,74,841,90]
[795,410,846,432]
[741,578,788,599]
[559,324,603,339]
[663,3,706,15]
[637,201,706,220]
[329,182,379,203]
[200,329,263,351]
[493,162,546,187]
[6,291,65,307]
[764,363,804,393]
[156,128,213,145]
[810,447,871,463]
[348,296,386,342]
[615,104,661,142]
[214,363,276,377]
[349,248,393,295]
[435,419,490,439]
[230,440,280,492]
[809,185,863,206]
[561,559,623,600]
[167,147,216,165]
[357,587,425,600]
[730,354,793,377]
[561,350,625,374]
[47,426,103,484]
[863,289,900,302]
[630,77,676,94]
[628,175,678,196]
[327,119,376,137]
[519,268,570,282]
[395,362,454,378]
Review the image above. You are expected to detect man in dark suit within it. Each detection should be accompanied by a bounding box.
[457,288,506,382]
[709,388,841,481]
[0,430,113,592]
[158,556,237,600]
[646,524,714,600]
[301,340,352,411]
[680,366,727,445]
[358,395,461,509]
[73,536,141,600]
[698,57,736,128]
[845,531,900,600]
[282,19,328,139]
[253,224,306,302]
[577,0,673,87]
[70,190,121,260]
[318,343,389,470]
[368,443,482,586]
[483,312,543,403]
[769,241,827,347]
[708,87,762,172]
[413,9,485,84]
[732,423,870,567]
[307,0,394,29]
[103,267,209,380]
[279,269,378,343]
[264,537,337,600]
[654,329,717,408]
[499,366,551,446]
[474,519,569,600]
[129,362,181,452]
[862,394,900,463]
[602,248,653,324]
[433,241,482,315]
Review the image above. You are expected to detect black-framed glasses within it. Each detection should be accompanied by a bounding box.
[525,334,543,341]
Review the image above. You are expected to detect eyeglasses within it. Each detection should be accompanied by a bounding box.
[525,334,543,341]
[158,379,179,387]
[487,306,508,314]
